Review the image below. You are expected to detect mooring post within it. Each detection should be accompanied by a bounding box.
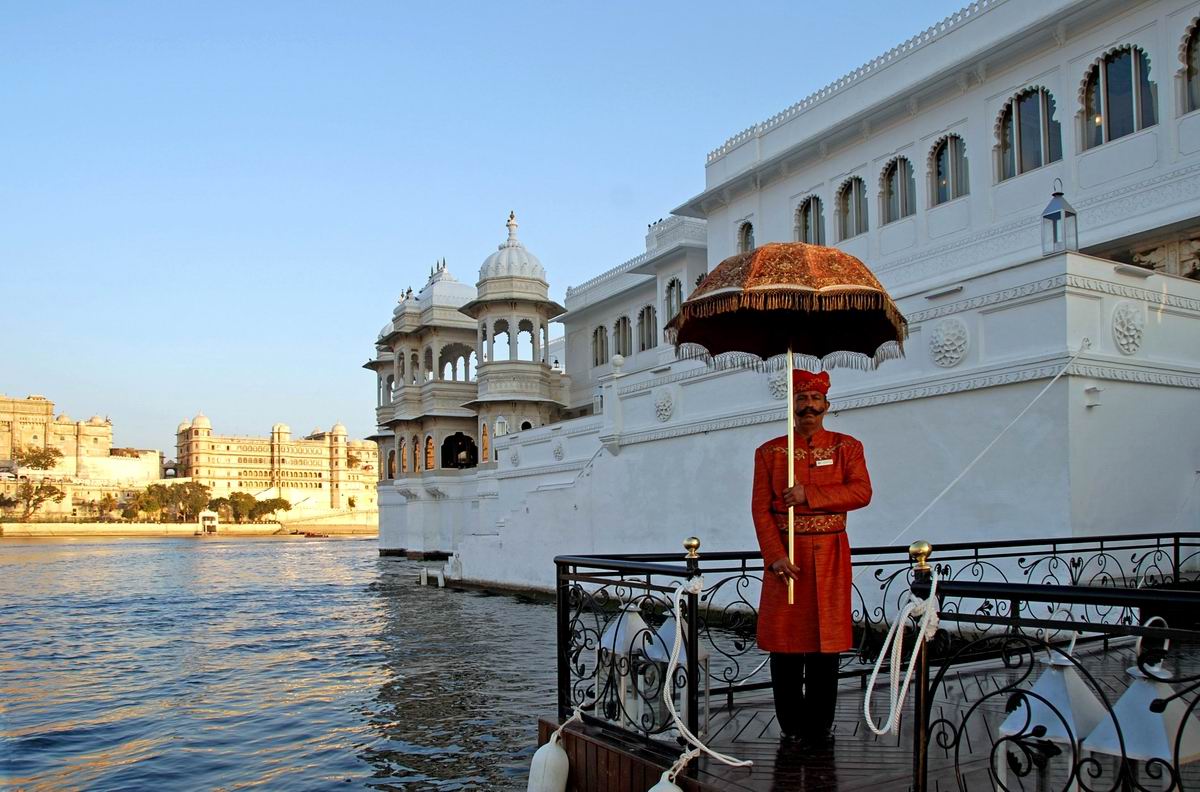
[556,560,571,721]
[910,540,933,792]
[684,536,701,738]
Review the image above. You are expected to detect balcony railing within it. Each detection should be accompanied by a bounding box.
[554,531,1200,747]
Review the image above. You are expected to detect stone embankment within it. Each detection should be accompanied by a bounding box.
[1,518,378,538]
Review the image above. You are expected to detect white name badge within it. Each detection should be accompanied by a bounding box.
[815,459,834,467]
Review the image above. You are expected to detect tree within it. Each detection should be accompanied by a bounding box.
[229,492,258,523]
[347,496,357,509]
[173,482,211,521]
[346,453,362,469]
[98,493,118,518]
[0,493,17,512]
[15,480,66,520]
[250,497,291,521]
[13,446,63,471]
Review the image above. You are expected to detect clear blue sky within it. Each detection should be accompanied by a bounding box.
[1,1,965,453]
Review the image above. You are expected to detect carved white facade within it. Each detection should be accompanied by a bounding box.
[377,0,1200,589]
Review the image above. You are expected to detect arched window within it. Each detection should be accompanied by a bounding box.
[613,317,632,357]
[492,319,510,361]
[837,177,868,240]
[592,326,609,367]
[664,278,683,321]
[495,416,508,437]
[881,158,916,224]
[1083,46,1157,150]
[930,135,969,205]
[637,305,657,352]
[410,353,419,384]
[411,434,420,471]
[480,423,489,462]
[737,222,755,253]
[517,319,535,361]
[425,436,435,470]
[423,347,434,381]
[399,440,408,473]
[795,197,824,244]
[520,420,533,431]
[1188,26,1200,114]
[386,450,396,479]
[998,88,1062,180]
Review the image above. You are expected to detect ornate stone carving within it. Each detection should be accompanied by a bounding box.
[654,388,674,422]
[1111,302,1145,356]
[509,448,520,467]
[767,371,789,400]
[928,318,969,368]
[552,442,564,461]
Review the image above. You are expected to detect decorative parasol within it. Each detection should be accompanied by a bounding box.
[665,241,907,603]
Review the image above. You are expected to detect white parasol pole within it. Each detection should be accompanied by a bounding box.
[786,347,795,606]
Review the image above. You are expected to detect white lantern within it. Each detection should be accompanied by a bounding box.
[1082,618,1200,787]
[594,605,710,739]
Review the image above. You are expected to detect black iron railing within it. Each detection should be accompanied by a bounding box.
[554,531,1200,746]
[907,550,1200,791]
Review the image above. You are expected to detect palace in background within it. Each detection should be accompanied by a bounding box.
[372,0,1200,587]
[175,414,379,515]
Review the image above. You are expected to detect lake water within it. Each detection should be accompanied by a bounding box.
[0,537,557,790]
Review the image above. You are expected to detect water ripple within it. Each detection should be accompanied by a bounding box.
[0,537,556,790]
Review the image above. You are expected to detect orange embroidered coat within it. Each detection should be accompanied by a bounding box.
[751,429,872,654]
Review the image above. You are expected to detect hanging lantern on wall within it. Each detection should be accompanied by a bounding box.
[1041,179,1078,256]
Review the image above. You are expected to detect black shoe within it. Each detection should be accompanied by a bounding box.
[800,730,835,750]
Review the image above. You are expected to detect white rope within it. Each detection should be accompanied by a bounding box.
[661,576,752,783]
[552,704,585,742]
[853,339,1092,580]
[863,569,940,735]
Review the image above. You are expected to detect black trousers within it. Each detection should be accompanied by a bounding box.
[769,652,839,737]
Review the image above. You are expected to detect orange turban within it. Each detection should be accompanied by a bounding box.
[792,369,830,395]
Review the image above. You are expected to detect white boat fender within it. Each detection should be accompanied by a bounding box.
[526,730,569,792]
[647,770,684,792]
[527,706,584,792]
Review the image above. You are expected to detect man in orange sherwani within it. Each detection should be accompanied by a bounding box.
[751,369,872,744]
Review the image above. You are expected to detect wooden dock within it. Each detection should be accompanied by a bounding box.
[538,642,1200,791]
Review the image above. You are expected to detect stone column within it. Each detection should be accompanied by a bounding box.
[392,347,400,393]
[509,315,518,361]
[531,318,540,363]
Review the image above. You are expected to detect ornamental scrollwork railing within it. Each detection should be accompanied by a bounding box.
[555,531,1200,744]
[908,571,1200,791]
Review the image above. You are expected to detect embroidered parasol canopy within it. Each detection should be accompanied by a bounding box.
[665,242,907,370]
[665,241,906,605]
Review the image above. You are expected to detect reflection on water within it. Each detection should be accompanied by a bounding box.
[0,537,556,790]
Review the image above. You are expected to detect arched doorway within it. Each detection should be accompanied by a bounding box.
[441,432,478,469]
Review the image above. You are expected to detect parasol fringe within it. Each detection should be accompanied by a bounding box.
[674,342,903,373]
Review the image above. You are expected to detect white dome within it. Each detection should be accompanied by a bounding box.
[176,421,190,434]
[192,412,211,430]
[272,422,290,434]
[331,422,347,436]
[55,414,71,424]
[479,212,546,282]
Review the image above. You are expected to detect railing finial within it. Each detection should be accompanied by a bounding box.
[909,540,932,571]
[684,536,701,559]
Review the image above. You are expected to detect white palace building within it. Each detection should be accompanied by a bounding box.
[370,0,1200,590]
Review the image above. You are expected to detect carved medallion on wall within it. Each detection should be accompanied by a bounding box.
[509,448,520,467]
[1111,301,1145,356]
[552,442,564,461]
[928,317,969,368]
[654,388,674,422]
[767,370,789,400]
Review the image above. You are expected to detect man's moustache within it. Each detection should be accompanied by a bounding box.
[797,408,823,416]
